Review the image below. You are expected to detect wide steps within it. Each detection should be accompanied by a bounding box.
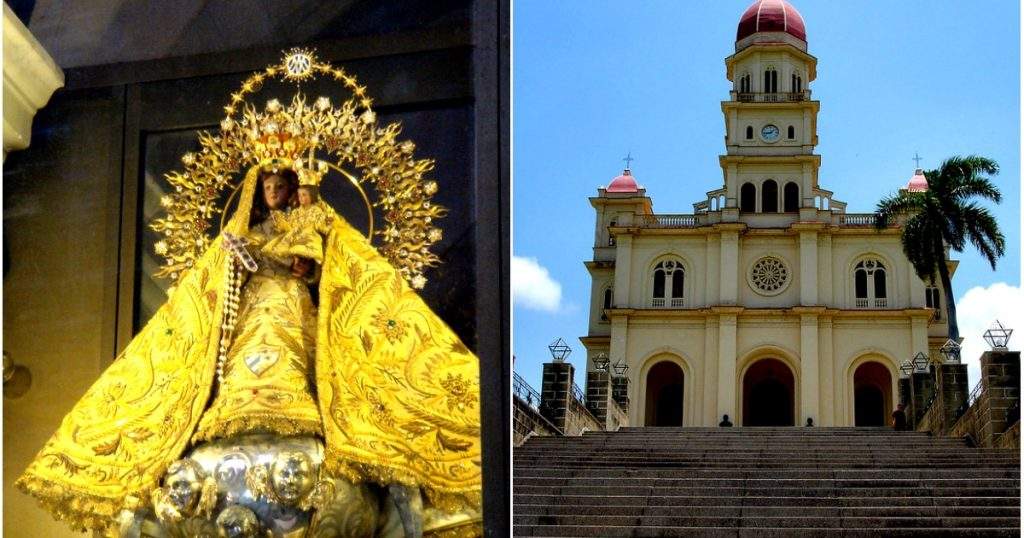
[513,525,1022,537]
[513,427,1021,536]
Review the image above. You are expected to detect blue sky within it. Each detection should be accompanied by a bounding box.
[512,1,1021,390]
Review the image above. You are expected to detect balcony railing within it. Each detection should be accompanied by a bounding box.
[840,213,880,226]
[855,297,888,308]
[637,214,701,228]
[732,90,810,103]
[651,297,685,308]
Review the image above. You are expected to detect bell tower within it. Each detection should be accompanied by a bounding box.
[719,0,823,218]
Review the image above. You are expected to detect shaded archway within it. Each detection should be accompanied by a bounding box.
[742,358,794,426]
[854,361,892,426]
[645,361,684,426]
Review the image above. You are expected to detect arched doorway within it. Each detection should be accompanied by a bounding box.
[742,358,794,426]
[854,361,892,426]
[645,361,684,426]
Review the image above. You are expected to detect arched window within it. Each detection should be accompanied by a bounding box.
[764,67,778,93]
[854,259,888,308]
[601,286,613,321]
[787,125,795,139]
[791,73,802,93]
[745,126,753,139]
[783,182,799,212]
[608,220,616,246]
[761,180,778,213]
[740,182,756,212]
[652,260,684,308]
[925,286,941,320]
[739,73,751,93]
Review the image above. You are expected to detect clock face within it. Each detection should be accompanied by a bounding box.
[761,124,780,142]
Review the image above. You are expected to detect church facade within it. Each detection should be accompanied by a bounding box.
[582,0,953,428]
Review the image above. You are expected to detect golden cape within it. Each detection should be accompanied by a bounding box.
[16,166,481,532]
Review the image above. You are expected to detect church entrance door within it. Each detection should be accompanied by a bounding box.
[853,361,892,426]
[645,361,684,426]
[742,358,795,426]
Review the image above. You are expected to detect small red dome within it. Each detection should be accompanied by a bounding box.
[905,169,928,192]
[737,0,807,43]
[607,169,639,193]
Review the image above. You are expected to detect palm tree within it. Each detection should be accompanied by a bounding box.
[875,155,1005,342]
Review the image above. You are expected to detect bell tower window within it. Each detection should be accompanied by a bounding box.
[740,183,756,212]
[783,182,799,212]
[762,179,778,213]
[791,73,802,93]
[745,126,753,139]
[764,67,778,93]
[787,125,795,139]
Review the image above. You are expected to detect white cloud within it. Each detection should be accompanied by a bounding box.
[512,255,562,312]
[955,282,1024,388]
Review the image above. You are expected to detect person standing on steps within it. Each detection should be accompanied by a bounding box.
[891,403,909,431]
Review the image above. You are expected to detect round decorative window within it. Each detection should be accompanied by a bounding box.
[748,256,791,296]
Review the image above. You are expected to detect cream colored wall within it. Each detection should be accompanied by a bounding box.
[589,225,939,427]
[608,312,921,427]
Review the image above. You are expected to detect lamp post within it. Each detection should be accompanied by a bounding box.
[593,353,610,372]
[982,320,1013,350]
[548,337,571,363]
[612,360,629,378]
[912,351,930,373]
[899,359,914,379]
[939,339,962,364]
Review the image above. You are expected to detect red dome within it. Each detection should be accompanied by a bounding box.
[737,0,807,43]
[905,169,928,192]
[607,169,639,193]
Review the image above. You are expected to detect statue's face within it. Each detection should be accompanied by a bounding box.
[271,452,313,504]
[262,174,292,210]
[297,188,314,207]
[215,505,260,538]
[165,461,202,513]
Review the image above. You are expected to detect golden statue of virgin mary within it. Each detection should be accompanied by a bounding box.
[16,49,481,538]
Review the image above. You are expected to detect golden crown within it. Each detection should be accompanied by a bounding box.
[151,48,447,289]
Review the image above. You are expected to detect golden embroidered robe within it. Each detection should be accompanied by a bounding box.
[16,165,481,534]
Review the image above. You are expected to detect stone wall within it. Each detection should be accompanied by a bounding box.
[565,396,603,436]
[513,396,560,446]
[948,351,1020,449]
[607,399,628,431]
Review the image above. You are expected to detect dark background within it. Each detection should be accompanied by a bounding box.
[3,0,508,533]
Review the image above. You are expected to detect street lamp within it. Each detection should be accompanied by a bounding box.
[983,320,1013,350]
[911,351,930,373]
[899,359,913,378]
[939,339,962,364]
[612,360,629,377]
[548,337,571,363]
[593,353,610,372]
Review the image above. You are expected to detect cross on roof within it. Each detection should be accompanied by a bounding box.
[623,152,634,170]
[913,152,923,168]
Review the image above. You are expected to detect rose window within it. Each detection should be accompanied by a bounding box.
[749,256,790,296]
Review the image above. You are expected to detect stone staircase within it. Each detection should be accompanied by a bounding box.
[514,427,1020,537]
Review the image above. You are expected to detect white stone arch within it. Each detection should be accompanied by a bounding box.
[842,349,901,426]
[643,252,693,308]
[635,348,696,427]
[846,251,899,309]
[736,344,801,426]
